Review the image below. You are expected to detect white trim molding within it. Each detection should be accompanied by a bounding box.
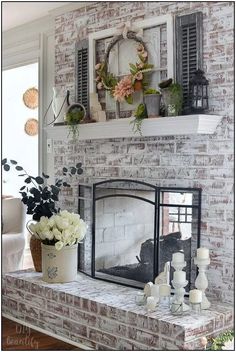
[46,115,222,141]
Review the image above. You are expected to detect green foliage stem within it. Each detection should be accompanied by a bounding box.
[130,103,148,136]
[207,330,234,350]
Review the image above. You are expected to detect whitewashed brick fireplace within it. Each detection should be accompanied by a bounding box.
[3,1,233,351]
[49,1,234,306]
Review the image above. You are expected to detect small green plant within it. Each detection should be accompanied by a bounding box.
[130,103,148,136]
[144,88,161,95]
[207,330,234,350]
[65,104,85,139]
[161,82,183,116]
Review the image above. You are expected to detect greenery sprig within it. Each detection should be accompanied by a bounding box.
[65,104,85,140]
[207,330,234,350]
[130,103,148,136]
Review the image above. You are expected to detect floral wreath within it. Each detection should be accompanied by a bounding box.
[95,31,153,104]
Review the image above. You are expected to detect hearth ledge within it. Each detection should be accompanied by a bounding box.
[2,270,233,351]
[45,114,222,140]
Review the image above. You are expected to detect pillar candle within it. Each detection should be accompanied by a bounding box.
[172,252,184,263]
[144,282,153,297]
[151,284,159,298]
[146,296,156,310]
[197,248,209,259]
[159,284,171,297]
[173,271,186,284]
[189,289,202,303]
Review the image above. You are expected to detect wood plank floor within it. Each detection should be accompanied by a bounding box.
[2,317,82,350]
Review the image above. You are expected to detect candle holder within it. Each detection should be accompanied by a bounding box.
[135,292,146,306]
[194,257,211,309]
[171,279,189,314]
[190,302,201,314]
[171,260,186,272]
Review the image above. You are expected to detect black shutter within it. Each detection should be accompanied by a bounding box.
[75,39,89,116]
[176,12,203,113]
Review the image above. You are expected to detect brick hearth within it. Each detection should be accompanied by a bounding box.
[2,270,233,350]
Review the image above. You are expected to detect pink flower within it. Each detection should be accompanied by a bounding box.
[137,44,144,52]
[95,63,101,70]
[113,75,134,102]
[97,82,103,90]
[135,72,143,81]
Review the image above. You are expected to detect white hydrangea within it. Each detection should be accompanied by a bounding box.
[29,211,88,250]
[222,339,234,350]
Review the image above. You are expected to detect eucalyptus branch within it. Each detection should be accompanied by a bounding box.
[2,158,84,221]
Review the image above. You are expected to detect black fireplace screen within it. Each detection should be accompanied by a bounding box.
[78,180,201,291]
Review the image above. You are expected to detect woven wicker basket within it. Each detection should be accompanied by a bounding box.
[30,236,42,272]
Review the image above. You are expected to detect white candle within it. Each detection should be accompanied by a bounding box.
[144,282,153,297]
[197,248,209,259]
[189,289,202,303]
[173,271,186,284]
[172,252,184,263]
[159,284,171,297]
[146,296,156,310]
[151,284,159,298]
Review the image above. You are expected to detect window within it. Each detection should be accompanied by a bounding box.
[2,62,39,196]
[89,15,174,119]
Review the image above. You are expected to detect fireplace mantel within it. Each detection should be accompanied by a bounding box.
[45,114,222,141]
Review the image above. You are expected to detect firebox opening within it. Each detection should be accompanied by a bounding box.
[78,180,201,290]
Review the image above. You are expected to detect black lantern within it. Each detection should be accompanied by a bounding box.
[189,69,209,113]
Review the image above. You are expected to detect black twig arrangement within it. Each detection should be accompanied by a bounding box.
[2,158,83,221]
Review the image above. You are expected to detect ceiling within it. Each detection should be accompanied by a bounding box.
[2,2,71,32]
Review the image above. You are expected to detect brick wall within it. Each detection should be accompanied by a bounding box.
[52,2,234,304]
[2,270,234,350]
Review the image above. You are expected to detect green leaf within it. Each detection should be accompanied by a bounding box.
[42,172,49,179]
[129,63,138,73]
[10,160,17,164]
[20,186,26,191]
[143,63,154,70]
[25,177,31,184]
[76,162,82,168]
[138,54,146,63]
[16,166,23,171]
[125,95,133,104]
[70,167,76,175]
[3,164,10,171]
[1,158,7,165]
[35,176,44,185]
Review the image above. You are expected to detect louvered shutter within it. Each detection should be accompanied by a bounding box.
[75,39,89,116]
[176,12,203,114]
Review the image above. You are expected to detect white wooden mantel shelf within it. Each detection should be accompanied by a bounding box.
[45,114,222,141]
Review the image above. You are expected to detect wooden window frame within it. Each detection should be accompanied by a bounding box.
[88,15,174,94]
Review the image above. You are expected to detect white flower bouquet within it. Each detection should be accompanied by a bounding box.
[29,210,88,251]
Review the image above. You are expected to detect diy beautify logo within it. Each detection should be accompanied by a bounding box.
[6,324,39,350]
